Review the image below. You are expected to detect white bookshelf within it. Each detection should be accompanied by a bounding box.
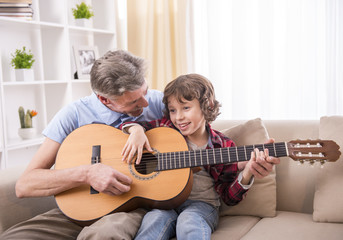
[0,0,117,169]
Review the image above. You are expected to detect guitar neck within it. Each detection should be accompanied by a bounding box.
[156,142,289,171]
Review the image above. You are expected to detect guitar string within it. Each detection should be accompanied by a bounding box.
[92,145,288,171]
[92,153,230,171]
[86,143,327,171]
[95,144,287,164]
[90,143,286,163]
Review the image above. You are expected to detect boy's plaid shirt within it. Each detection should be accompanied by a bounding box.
[121,117,249,206]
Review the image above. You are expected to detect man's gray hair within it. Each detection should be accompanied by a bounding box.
[90,50,147,98]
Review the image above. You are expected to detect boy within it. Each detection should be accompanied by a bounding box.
[121,73,279,239]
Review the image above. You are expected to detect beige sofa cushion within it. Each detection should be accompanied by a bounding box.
[0,167,57,233]
[313,116,343,223]
[241,211,343,240]
[212,215,260,240]
[219,118,277,217]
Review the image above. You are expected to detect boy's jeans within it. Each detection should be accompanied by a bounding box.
[135,200,219,240]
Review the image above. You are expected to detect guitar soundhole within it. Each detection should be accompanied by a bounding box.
[134,152,158,175]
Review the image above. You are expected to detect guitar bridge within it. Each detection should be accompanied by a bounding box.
[90,145,101,194]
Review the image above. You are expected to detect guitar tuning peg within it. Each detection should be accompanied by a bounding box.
[307,159,315,167]
[320,159,326,168]
[298,159,305,165]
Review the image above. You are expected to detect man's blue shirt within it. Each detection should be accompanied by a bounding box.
[43,90,164,143]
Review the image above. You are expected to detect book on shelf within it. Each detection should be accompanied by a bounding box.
[0,12,32,16]
[0,1,33,19]
[0,0,32,4]
[0,3,31,7]
[0,16,32,20]
[0,7,33,13]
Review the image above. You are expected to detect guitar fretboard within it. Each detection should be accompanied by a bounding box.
[156,142,288,171]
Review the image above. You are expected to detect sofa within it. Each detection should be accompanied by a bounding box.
[1,117,343,239]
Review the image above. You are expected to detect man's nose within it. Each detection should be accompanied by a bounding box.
[138,97,148,108]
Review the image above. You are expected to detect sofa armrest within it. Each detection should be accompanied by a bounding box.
[0,166,57,234]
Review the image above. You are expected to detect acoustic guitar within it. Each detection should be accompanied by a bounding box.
[54,124,341,225]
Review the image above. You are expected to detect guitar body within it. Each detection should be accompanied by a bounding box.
[54,124,341,224]
[55,124,192,224]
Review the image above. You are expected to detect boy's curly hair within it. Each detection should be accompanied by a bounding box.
[163,73,221,123]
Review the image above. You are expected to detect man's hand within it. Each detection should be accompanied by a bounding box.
[86,163,132,196]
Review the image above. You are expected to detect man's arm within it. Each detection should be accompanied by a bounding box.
[16,138,133,198]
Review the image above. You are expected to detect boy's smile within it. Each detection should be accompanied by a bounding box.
[178,122,191,131]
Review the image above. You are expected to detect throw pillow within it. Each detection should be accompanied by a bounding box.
[219,118,277,218]
[313,116,343,223]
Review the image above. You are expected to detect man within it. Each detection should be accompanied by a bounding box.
[1,50,164,240]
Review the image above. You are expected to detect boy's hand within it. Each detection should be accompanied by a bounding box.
[240,138,280,184]
[121,125,152,164]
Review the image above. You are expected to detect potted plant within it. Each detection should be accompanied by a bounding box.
[72,2,94,27]
[18,106,38,139]
[10,46,35,82]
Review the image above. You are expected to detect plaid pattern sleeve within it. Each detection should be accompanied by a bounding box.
[141,117,175,130]
[205,125,249,206]
[119,116,175,131]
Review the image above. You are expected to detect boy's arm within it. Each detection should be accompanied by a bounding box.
[119,121,156,164]
[215,138,280,206]
[119,119,164,133]
[214,164,249,206]
[120,117,176,164]
[121,125,152,164]
[209,136,249,206]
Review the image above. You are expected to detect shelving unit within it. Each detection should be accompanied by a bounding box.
[0,0,117,169]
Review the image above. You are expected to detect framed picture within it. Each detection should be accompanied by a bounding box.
[73,45,99,79]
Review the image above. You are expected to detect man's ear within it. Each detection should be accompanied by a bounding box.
[97,95,110,105]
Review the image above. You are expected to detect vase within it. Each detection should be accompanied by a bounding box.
[75,18,92,28]
[15,69,34,82]
[18,128,36,139]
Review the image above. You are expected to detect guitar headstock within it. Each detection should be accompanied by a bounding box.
[287,140,341,164]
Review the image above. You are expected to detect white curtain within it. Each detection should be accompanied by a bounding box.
[189,0,343,120]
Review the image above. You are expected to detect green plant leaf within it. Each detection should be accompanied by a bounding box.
[10,46,35,69]
[72,2,94,19]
